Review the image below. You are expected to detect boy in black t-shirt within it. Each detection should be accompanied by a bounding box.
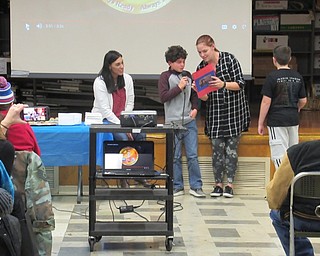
[258,45,307,170]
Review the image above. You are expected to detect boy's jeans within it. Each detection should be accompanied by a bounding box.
[173,119,202,190]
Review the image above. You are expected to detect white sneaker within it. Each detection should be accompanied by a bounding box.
[174,188,185,196]
[189,188,206,198]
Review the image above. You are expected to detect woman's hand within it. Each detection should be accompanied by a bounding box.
[199,94,208,101]
[126,133,134,141]
[191,81,198,92]
[208,76,224,89]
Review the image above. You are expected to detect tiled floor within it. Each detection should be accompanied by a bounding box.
[50,186,320,256]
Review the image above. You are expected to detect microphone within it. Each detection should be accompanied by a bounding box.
[180,71,189,91]
[181,71,188,77]
[179,71,188,125]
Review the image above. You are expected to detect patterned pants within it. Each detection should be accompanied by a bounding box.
[210,136,241,184]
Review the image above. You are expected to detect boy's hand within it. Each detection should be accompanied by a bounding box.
[189,109,197,119]
[178,77,188,90]
[258,124,264,135]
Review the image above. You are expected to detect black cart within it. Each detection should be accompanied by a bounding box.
[88,124,175,252]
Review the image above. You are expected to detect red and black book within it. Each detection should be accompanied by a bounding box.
[192,64,217,98]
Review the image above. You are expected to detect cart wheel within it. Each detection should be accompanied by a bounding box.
[165,237,173,251]
[95,236,102,242]
[88,236,96,252]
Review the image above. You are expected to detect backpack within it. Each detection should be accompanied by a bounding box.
[0,214,22,256]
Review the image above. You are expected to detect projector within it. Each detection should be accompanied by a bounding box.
[120,110,157,127]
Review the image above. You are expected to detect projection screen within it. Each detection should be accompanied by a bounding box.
[10,0,252,78]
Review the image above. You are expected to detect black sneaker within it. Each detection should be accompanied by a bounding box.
[223,185,234,198]
[210,186,223,197]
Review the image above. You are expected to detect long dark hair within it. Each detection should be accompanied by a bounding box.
[99,50,125,93]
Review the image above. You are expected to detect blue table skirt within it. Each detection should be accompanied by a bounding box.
[32,124,113,167]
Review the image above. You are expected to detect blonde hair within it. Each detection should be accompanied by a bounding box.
[196,34,219,52]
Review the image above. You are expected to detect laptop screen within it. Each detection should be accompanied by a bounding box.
[103,141,154,171]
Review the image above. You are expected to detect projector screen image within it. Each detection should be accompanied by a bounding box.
[102,0,172,14]
[10,0,252,78]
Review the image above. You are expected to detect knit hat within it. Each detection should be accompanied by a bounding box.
[0,187,13,217]
[0,76,14,105]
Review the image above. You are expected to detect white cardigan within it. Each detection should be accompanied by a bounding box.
[91,73,134,124]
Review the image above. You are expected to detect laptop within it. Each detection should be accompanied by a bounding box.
[102,140,159,177]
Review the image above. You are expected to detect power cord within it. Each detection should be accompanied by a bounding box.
[157,200,183,212]
[156,200,183,221]
[52,205,89,219]
[141,120,154,128]
[130,115,137,127]
[52,198,180,224]
[132,211,149,221]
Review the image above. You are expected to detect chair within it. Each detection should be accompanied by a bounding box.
[289,171,320,256]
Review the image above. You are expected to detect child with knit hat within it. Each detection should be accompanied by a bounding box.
[0,76,41,156]
[0,76,14,105]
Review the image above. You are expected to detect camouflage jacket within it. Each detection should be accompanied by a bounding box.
[11,151,55,232]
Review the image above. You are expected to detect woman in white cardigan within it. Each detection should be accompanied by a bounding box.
[92,50,143,141]
[92,51,148,188]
